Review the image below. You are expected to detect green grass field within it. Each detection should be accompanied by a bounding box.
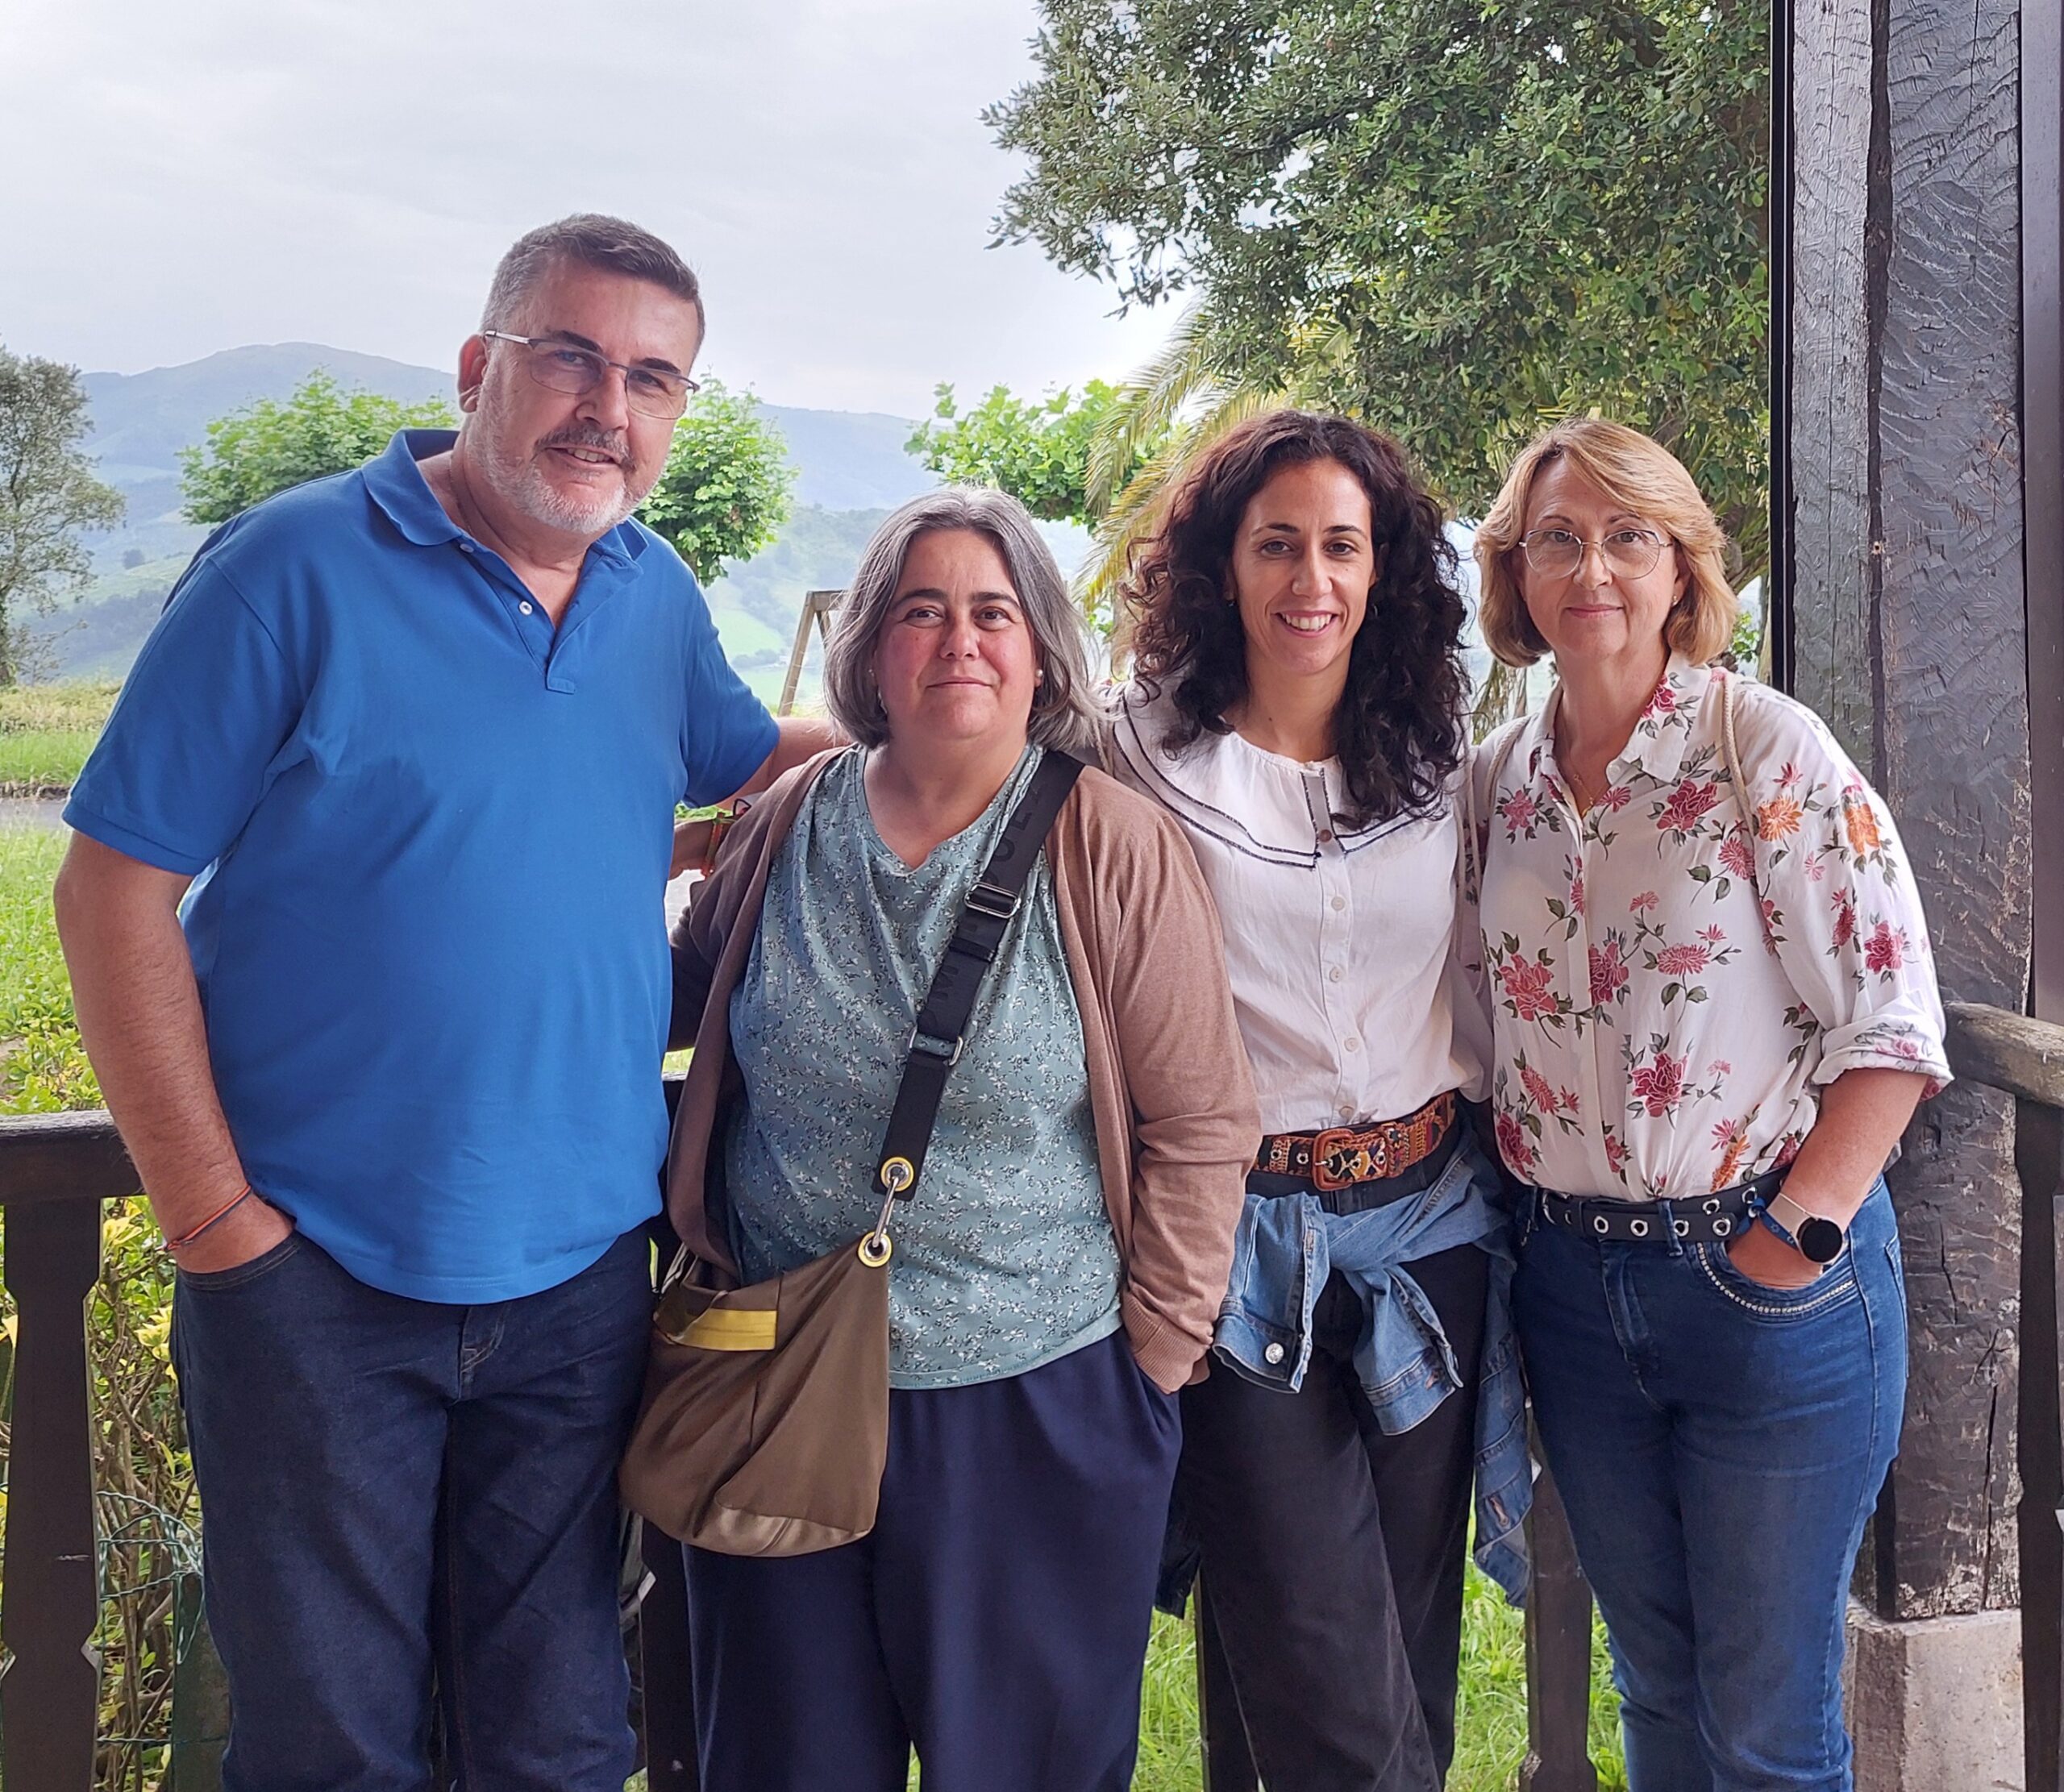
[0,680,119,793]
[0,825,98,1112]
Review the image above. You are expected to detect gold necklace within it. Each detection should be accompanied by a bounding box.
[1555,737,1597,815]
[1566,763,1597,815]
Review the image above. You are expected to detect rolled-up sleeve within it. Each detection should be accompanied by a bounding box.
[1745,698,1951,1094]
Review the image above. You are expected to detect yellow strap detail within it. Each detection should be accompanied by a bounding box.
[680,1307,778,1351]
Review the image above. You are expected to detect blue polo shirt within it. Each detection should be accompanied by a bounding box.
[66,430,777,1302]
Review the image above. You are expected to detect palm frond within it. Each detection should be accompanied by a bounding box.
[1084,303,1226,517]
[1080,382,1287,653]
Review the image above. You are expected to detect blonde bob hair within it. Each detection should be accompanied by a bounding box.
[1473,419,1738,667]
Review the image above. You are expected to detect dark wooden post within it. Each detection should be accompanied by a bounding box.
[637,1520,698,1792]
[2023,0,2064,1778]
[1782,0,2034,1762]
[1521,1462,1600,1792]
[0,1197,106,1792]
[169,1574,230,1792]
[2015,1096,2064,1792]
[1193,1578,1259,1792]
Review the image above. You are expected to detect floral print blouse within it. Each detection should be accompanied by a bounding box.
[1465,656,1950,1201]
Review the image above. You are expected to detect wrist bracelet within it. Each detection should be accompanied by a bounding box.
[165,1186,255,1252]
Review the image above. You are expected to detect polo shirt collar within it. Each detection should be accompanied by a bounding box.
[363,428,649,570]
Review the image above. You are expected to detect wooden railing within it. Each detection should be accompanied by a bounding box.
[3,1001,2058,1790]
[0,1104,700,1792]
[1940,1001,2064,1792]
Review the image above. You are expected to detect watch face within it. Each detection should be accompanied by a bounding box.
[1797,1215,1846,1264]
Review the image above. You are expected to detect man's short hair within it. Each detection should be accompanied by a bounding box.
[481,214,704,335]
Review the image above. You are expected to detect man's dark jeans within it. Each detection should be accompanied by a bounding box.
[171,1226,652,1792]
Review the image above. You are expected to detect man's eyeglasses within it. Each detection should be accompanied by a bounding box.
[481,331,700,419]
[1517,526,1671,580]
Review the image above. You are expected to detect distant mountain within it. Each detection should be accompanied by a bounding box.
[77,343,937,561]
[28,343,950,685]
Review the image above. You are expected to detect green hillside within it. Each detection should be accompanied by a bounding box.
[23,511,893,696]
[27,342,1099,692]
[26,342,960,692]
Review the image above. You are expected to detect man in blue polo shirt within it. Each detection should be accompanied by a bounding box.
[55,214,830,1790]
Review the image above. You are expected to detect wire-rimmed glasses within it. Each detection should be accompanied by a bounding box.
[481,331,700,419]
[1517,526,1671,580]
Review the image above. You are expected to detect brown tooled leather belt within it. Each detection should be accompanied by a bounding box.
[1255,1091,1459,1191]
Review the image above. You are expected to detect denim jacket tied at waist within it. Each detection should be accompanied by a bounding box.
[1215,1131,1532,1603]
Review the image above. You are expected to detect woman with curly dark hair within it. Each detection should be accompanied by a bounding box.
[1108,410,1529,1791]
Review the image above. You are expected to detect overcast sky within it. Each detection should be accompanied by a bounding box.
[0,0,1177,416]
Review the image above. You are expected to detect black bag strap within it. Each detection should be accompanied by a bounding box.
[872,750,1085,1203]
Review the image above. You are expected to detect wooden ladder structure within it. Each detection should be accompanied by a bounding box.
[777,588,845,717]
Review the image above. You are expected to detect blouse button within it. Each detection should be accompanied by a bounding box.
[1317,829,1334,844]
[518,601,535,615]
[1330,896,1346,913]
[1343,1037,1361,1053]
[1328,966,1344,983]
[1264,1342,1286,1364]
[1339,1104,1354,1121]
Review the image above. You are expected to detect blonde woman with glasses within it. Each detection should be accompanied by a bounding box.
[1466,419,1947,1791]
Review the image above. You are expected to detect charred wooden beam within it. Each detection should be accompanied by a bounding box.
[1521,1459,1600,1792]
[1783,0,2031,1624]
[0,1194,105,1790]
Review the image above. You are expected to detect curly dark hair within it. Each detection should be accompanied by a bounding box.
[1122,410,1468,827]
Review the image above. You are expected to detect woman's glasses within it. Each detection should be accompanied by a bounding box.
[1517,526,1671,580]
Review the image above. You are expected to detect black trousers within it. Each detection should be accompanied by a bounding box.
[1179,1242,1490,1792]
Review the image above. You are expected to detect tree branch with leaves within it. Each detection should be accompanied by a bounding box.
[989,0,1769,578]
[0,347,126,686]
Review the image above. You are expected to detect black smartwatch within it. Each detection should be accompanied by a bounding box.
[1759,1191,1847,1265]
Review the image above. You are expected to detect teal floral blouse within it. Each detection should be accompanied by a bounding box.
[722,746,1121,1388]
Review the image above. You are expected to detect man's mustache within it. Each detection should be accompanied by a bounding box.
[535,426,632,468]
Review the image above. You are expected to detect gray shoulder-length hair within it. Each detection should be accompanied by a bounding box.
[822,487,1102,755]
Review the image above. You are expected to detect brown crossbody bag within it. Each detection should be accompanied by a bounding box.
[618,751,1085,1557]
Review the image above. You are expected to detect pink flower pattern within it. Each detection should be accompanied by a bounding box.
[1498,955,1560,1023]
[1655,779,1721,837]
[1588,938,1630,1008]
[1468,659,1949,1200]
[1863,921,1908,976]
[1630,1050,1687,1117]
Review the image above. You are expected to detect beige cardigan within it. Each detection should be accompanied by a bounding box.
[664,750,1259,1392]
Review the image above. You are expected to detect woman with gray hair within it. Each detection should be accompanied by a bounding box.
[663,486,1258,1791]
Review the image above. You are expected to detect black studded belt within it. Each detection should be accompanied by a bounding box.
[1532,1166,1787,1245]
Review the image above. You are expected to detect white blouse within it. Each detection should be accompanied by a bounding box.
[1464,657,1950,1202]
[1109,685,1491,1135]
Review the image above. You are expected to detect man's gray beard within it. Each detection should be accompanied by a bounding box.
[468,403,646,538]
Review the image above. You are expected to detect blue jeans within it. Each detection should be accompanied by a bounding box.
[171,1227,653,1792]
[1513,1181,1907,1792]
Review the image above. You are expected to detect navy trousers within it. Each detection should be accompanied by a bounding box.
[685,1329,1183,1792]
[171,1227,653,1792]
